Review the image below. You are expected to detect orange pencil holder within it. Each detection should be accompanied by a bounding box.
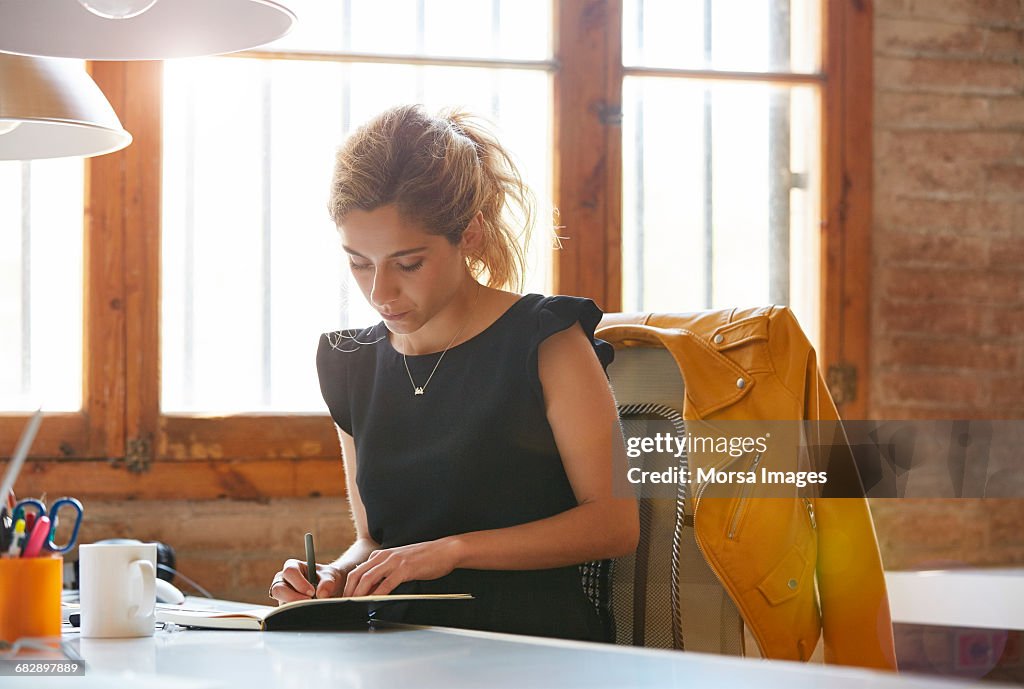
[0,555,63,644]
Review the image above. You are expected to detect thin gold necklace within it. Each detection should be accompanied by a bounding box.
[402,283,481,396]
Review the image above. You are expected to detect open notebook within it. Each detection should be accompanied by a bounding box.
[155,594,473,631]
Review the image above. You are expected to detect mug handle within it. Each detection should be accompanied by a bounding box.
[129,559,156,619]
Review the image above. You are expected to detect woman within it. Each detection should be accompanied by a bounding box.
[269,105,638,642]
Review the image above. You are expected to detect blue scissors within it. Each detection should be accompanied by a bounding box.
[12,497,83,554]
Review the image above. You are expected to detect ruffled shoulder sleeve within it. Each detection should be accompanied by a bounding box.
[526,295,615,401]
[316,330,356,435]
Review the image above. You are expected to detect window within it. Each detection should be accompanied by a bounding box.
[621,0,822,343]
[5,0,872,495]
[0,159,84,412]
[160,0,554,413]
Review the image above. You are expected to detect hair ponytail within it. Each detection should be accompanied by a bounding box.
[328,105,535,291]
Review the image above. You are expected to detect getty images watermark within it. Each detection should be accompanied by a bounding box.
[625,431,826,489]
[614,419,1024,499]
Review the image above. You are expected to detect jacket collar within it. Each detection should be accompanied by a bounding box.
[597,310,767,418]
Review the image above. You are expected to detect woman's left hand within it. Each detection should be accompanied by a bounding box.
[342,537,462,597]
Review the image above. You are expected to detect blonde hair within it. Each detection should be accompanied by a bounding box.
[328,105,534,291]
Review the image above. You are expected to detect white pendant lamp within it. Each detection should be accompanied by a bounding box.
[0,53,131,160]
[0,0,296,60]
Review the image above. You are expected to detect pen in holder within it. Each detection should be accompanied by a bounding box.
[0,554,63,644]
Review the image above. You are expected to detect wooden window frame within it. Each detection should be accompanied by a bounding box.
[5,0,870,499]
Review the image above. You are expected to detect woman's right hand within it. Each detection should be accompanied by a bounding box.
[269,559,347,603]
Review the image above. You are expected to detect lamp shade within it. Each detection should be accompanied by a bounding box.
[0,53,131,160]
[0,0,296,60]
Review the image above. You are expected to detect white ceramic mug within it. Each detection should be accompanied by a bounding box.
[79,542,157,638]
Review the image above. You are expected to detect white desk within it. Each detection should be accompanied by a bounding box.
[9,622,1001,689]
[886,568,1024,631]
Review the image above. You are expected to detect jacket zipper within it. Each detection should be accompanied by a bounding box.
[802,497,817,529]
[692,463,768,658]
[691,463,816,661]
[727,452,762,539]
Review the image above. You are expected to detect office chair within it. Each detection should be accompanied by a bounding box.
[579,344,747,655]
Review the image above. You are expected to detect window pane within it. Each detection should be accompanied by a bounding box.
[161,58,551,413]
[623,0,820,73]
[621,78,820,347]
[265,0,552,61]
[0,160,84,412]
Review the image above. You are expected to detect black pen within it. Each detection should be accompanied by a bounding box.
[304,532,318,596]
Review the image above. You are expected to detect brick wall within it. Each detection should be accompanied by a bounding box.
[873,0,1024,419]
[870,0,1024,570]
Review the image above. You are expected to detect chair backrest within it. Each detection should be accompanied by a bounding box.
[605,345,747,656]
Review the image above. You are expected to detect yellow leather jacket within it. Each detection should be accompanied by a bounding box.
[597,305,897,670]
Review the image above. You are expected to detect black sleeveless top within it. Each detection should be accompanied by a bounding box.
[316,294,614,641]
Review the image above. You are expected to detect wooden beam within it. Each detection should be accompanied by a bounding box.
[602,1,623,313]
[0,414,90,460]
[84,61,164,459]
[821,0,872,419]
[84,61,128,458]
[120,62,163,468]
[553,0,622,311]
[5,412,343,499]
[15,457,345,501]
[160,415,340,461]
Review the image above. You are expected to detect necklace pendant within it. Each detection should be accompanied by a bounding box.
[414,387,425,395]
